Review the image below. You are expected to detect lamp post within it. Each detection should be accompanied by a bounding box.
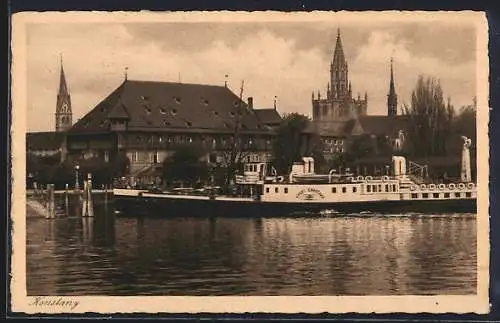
[75,164,80,190]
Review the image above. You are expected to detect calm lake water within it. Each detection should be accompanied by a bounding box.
[26,200,477,296]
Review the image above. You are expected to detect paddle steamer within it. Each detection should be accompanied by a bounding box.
[113,152,477,217]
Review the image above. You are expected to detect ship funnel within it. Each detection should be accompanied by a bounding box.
[302,157,315,174]
[392,156,407,177]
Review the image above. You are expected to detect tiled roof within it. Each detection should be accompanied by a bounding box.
[26,132,65,151]
[254,109,282,126]
[355,115,410,136]
[70,80,274,135]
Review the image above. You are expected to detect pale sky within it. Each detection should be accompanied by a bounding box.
[26,19,477,132]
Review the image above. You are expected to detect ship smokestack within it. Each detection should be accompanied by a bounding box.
[392,156,407,177]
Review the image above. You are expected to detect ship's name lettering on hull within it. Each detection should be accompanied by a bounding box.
[296,188,325,200]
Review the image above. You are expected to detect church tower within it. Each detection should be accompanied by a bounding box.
[312,29,368,122]
[387,58,398,117]
[55,56,73,132]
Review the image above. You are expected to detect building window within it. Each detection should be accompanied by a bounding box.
[104,151,109,163]
[352,187,357,193]
[422,193,429,198]
[132,151,138,163]
[378,184,382,192]
[153,151,159,164]
[266,187,270,193]
[455,192,461,198]
[275,187,279,193]
[444,193,450,198]
[367,185,371,193]
[466,192,472,198]
[411,193,418,199]
[332,187,337,193]
[393,184,397,191]
[342,187,346,193]
[385,184,389,192]
[284,188,288,194]
[433,193,440,198]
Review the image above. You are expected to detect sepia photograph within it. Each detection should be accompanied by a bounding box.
[10,11,490,314]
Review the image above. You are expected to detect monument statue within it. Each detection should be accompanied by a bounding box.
[460,136,472,183]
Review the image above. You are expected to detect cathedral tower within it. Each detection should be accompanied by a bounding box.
[55,56,73,132]
[387,58,398,117]
[312,29,368,122]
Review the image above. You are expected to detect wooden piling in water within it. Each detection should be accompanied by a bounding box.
[46,184,55,219]
[81,174,94,217]
[64,184,69,215]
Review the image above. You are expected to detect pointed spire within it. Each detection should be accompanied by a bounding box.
[333,28,346,66]
[56,54,72,132]
[273,96,278,110]
[389,57,396,93]
[124,67,128,81]
[58,55,69,97]
[387,57,397,117]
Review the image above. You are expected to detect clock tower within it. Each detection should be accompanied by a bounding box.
[55,56,73,132]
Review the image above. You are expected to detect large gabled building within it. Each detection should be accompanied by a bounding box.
[66,78,279,175]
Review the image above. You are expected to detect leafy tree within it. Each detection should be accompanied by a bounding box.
[112,150,131,178]
[272,113,325,174]
[162,146,209,187]
[345,134,377,162]
[402,75,455,157]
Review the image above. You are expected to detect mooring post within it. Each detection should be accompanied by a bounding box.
[88,174,94,217]
[104,183,108,206]
[64,183,69,216]
[82,173,95,217]
[81,179,88,217]
[46,184,55,219]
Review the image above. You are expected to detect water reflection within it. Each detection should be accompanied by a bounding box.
[26,201,477,296]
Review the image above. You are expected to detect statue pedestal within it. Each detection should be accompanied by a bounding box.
[460,137,472,183]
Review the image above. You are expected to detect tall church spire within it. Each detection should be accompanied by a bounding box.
[55,55,73,132]
[333,28,346,66]
[387,57,398,117]
[330,29,349,99]
[58,55,69,100]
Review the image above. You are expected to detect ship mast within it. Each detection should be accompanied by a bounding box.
[225,80,245,191]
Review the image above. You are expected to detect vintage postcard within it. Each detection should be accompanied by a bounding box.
[10,11,490,314]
